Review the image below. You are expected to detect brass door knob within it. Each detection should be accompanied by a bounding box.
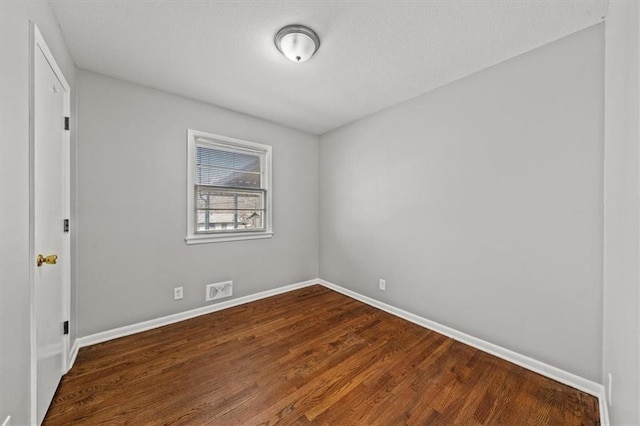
[37,254,58,267]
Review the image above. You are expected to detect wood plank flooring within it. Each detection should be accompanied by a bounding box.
[44,285,599,425]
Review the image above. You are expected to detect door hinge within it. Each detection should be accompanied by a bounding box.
[64,116,70,131]
[63,218,70,233]
[63,320,69,335]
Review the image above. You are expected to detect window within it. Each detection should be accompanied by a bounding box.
[186,129,272,244]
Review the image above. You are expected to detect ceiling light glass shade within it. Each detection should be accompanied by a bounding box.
[275,25,320,63]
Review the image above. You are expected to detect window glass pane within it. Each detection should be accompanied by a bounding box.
[236,193,263,210]
[195,186,265,233]
[197,191,233,209]
[196,188,263,210]
[196,209,264,232]
[236,210,263,229]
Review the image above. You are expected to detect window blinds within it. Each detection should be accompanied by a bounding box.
[195,143,266,233]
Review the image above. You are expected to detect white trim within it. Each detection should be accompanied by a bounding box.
[2,416,11,426]
[598,385,610,426]
[31,28,70,93]
[28,23,37,426]
[318,279,603,397]
[186,129,273,244]
[29,22,71,426]
[67,339,80,371]
[185,231,273,245]
[77,279,317,348]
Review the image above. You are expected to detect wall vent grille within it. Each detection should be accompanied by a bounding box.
[206,281,233,301]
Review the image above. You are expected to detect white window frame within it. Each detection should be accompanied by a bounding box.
[186,129,273,244]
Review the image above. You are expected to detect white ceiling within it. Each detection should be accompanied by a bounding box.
[50,0,607,135]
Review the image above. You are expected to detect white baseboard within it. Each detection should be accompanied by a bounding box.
[68,339,80,371]
[598,386,610,426]
[76,279,318,350]
[318,279,607,422]
[71,277,609,426]
[2,415,10,426]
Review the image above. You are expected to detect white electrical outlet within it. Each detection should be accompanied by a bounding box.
[379,279,386,291]
[206,281,233,301]
[174,286,183,300]
[608,373,613,406]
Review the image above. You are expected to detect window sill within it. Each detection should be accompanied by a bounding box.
[185,232,273,245]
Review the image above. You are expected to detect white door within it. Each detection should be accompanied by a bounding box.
[31,24,71,425]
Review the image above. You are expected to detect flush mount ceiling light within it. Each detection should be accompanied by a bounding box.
[275,25,320,63]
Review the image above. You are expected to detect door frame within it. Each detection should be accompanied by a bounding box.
[29,22,71,425]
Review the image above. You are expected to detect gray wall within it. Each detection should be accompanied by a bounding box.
[319,24,604,382]
[76,70,319,337]
[603,3,640,424]
[1,6,626,423]
[0,2,77,424]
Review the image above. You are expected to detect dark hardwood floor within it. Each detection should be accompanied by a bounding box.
[44,285,599,425]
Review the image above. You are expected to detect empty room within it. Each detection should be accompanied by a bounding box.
[1,0,639,425]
